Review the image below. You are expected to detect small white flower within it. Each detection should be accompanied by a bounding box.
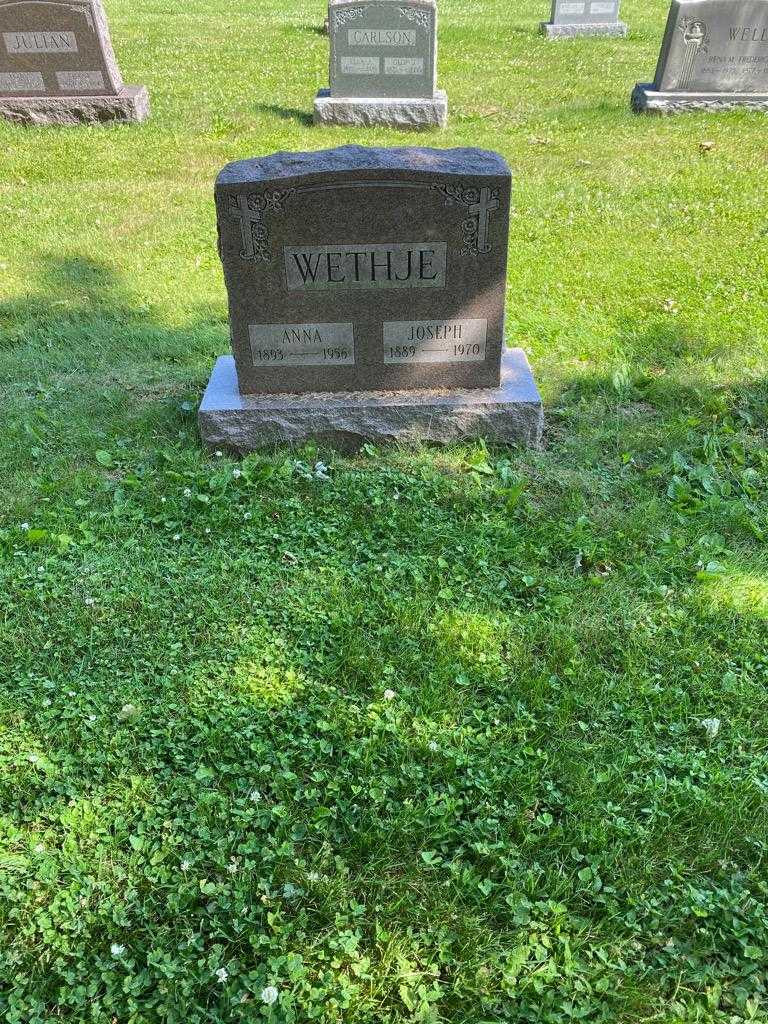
[88,714,97,722]
[181,859,191,872]
[34,843,45,853]
[20,522,30,531]
[307,870,320,882]
[215,967,228,983]
[248,788,261,802]
[183,488,192,498]
[110,943,126,956]
[173,534,181,541]
[428,740,438,752]
[232,468,242,479]
[84,597,95,606]
[214,450,223,458]
[700,718,721,741]
[160,496,167,503]
[28,754,39,763]
[383,689,396,701]
[243,512,253,521]
[227,859,239,875]
[205,528,211,535]
[261,986,279,1005]
[37,566,45,573]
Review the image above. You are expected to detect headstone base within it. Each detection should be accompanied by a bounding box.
[541,21,627,38]
[0,85,150,126]
[631,82,768,114]
[313,88,448,129]
[199,350,543,453]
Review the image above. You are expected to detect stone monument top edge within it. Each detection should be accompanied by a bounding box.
[216,146,510,188]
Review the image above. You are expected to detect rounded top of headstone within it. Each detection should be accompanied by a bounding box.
[216,146,510,187]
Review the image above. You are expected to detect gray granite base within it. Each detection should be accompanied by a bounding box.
[541,21,627,38]
[199,350,543,453]
[0,85,150,125]
[632,82,768,114]
[313,88,448,129]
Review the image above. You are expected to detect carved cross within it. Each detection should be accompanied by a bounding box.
[468,187,499,255]
[229,194,262,261]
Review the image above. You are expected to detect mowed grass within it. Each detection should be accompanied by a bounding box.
[2,0,768,1020]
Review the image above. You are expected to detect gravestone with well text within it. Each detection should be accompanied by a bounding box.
[314,0,447,128]
[633,0,768,111]
[199,146,542,452]
[0,0,148,124]
[542,0,627,38]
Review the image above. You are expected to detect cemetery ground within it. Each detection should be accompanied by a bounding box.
[1,0,768,1020]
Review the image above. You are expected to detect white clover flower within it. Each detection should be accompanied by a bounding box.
[173,534,181,541]
[205,528,211,535]
[232,468,242,479]
[20,522,30,531]
[307,871,320,882]
[28,754,39,763]
[214,450,223,458]
[700,718,721,741]
[181,859,191,872]
[84,597,95,606]
[67,691,76,697]
[261,986,279,1005]
[160,496,167,503]
[243,512,253,521]
[248,788,261,802]
[383,689,396,701]
[183,488,192,498]
[117,703,138,722]
[215,967,228,983]
[428,740,438,752]
[88,714,97,723]
[110,943,126,956]
[227,859,239,875]
[34,843,45,853]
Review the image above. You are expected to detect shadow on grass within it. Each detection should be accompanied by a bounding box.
[252,102,314,126]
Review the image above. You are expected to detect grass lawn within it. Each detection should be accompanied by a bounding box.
[2,0,768,1020]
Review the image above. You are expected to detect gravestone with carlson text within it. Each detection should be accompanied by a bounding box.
[633,0,768,111]
[314,0,447,128]
[199,145,542,452]
[541,0,627,38]
[0,0,148,124]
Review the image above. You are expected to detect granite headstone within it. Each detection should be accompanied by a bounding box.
[542,0,627,38]
[200,146,542,452]
[314,0,447,128]
[0,0,148,124]
[633,0,768,111]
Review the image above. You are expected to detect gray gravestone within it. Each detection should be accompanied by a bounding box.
[0,0,148,124]
[200,146,542,452]
[633,0,768,111]
[542,0,627,38]
[314,0,447,128]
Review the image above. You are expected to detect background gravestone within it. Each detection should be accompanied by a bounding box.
[542,0,627,38]
[0,0,149,124]
[200,145,542,452]
[314,0,447,128]
[633,0,768,111]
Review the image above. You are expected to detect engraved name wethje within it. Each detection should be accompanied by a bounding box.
[348,28,416,46]
[249,323,355,367]
[283,243,447,291]
[4,30,78,54]
[0,71,44,91]
[383,320,488,364]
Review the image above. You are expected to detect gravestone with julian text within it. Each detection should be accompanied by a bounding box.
[633,0,768,111]
[0,0,148,124]
[200,145,542,452]
[542,0,627,38]
[314,0,447,128]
